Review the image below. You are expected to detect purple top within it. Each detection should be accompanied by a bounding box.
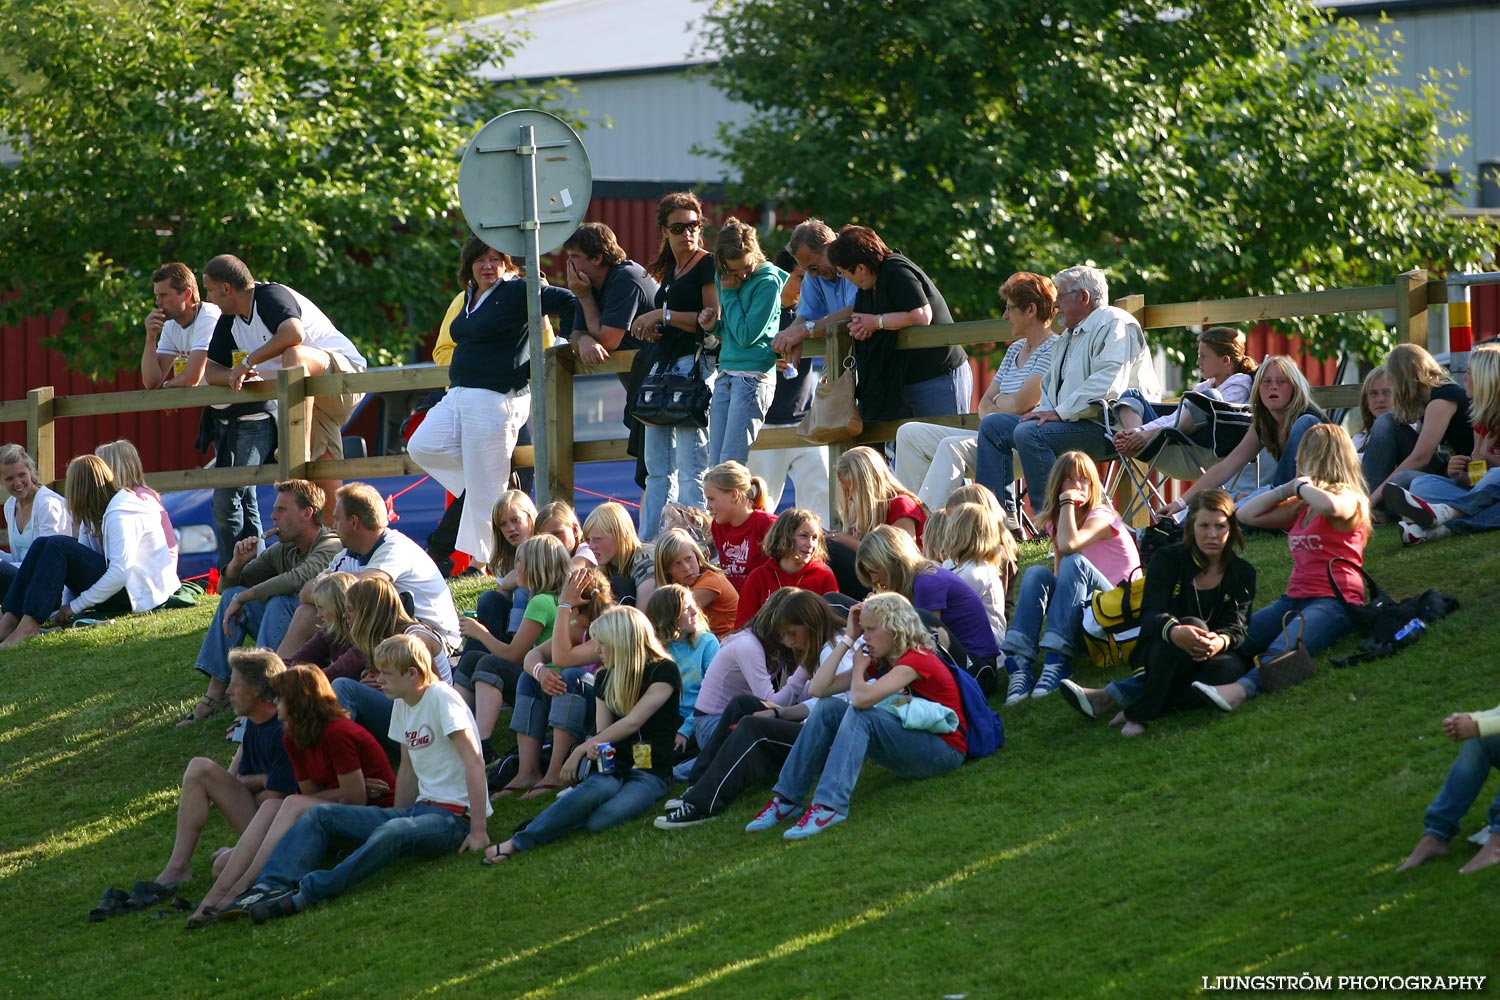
[912,565,1000,658]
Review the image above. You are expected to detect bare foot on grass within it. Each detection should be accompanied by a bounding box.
[1458,836,1500,874]
[1121,721,1146,738]
[1396,834,1449,872]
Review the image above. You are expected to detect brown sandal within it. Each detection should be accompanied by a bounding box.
[176,695,228,730]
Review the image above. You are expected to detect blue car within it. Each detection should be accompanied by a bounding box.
[163,373,643,581]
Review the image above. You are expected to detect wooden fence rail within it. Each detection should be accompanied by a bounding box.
[0,268,1443,499]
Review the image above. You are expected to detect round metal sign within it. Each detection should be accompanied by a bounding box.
[457,109,593,258]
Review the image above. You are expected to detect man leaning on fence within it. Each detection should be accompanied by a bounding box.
[201,253,367,525]
[177,479,341,729]
[975,265,1159,518]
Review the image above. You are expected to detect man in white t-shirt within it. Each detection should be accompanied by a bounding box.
[276,482,461,656]
[218,634,490,924]
[201,253,367,521]
[141,262,220,391]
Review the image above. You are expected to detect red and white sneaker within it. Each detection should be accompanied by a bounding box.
[1387,487,1453,530]
[783,802,847,840]
[744,795,799,832]
[1399,519,1450,547]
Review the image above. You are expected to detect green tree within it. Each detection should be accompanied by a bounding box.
[0,0,537,376]
[704,0,1489,359]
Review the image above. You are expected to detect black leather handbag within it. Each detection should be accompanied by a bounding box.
[631,348,711,428]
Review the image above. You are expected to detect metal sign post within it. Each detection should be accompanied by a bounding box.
[457,110,592,506]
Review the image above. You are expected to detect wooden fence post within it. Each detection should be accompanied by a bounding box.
[1395,268,1429,347]
[25,387,56,487]
[277,365,310,482]
[543,345,575,506]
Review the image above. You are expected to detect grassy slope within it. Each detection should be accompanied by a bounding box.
[0,531,1494,999]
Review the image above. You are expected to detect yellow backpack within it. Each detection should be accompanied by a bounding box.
[1080,569,1146,668]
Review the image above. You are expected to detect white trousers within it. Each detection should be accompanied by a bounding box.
[407,385,529,566]
[895,421,978,510]
[748,424,831,523]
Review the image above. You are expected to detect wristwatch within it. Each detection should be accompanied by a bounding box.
[664,308,673,324]
[803,319,816,335]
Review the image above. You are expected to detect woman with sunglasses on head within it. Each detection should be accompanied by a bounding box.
[630,192,720,540]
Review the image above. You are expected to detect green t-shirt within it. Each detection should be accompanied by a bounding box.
[523,592,559,645]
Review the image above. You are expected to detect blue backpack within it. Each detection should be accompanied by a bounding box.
[933,646,1004,760]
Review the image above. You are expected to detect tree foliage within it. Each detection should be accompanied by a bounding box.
[0,0,538,376]
[704,0,1490,359]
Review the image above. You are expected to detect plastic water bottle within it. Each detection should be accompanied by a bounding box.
[1393,618,1425,643]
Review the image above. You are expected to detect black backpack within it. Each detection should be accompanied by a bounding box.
[1325,558,1459,666]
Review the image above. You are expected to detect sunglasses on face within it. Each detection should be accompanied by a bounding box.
[666,220,702,235]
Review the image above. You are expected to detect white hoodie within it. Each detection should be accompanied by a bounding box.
[70,489,180,614]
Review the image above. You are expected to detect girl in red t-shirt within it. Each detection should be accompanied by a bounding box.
[1197,423,1370,712]
[827,446,927,596]
[734,508,839,627]
[186,662,397,927]
[704,461,775,591]
[744,592,967,839]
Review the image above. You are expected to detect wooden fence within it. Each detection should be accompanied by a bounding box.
[0,269,1447,500]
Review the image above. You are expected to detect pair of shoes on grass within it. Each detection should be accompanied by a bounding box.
[744,795,847,840]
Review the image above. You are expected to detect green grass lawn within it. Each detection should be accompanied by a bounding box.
[1,530,1495,998]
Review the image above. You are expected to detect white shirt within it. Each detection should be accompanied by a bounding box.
[213,283,366,372]
[946,559,1008,647]
[1041,304,1161,422]
[327,528,461,649]
[154,302,221,358]
[3,486,71,562]
[389,682,492,817]
[71,489,181,614]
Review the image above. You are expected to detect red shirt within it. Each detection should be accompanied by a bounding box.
[1286,509,1368,602]
[733,559,840,628]
[884,495,927,546]
[283,717,398,807]
[712,510,776,591]
[883,647,967,757]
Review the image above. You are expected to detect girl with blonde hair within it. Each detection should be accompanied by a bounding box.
[702,218,788,467]
[1169,355,1327,514]
[0,443,71,595]
[653,527,738,638]
[745,592,968,840]
[469,489,537,648]
[1196,424,1369,712]
[1001,452,1140,704]
[1365,343,1473,511]
[852,525,1000,693]
[582,500,654,603]
[1353,366,1393,451]
[0,454,179,647]
[482,605,682,864]
[95,439,178,562]
[282,571,359,678]
[646,583,720,764]
[828,445,926,596]
[703,460,775,591]
[941,502,1014,649]
[1113,326,1257,463]
[1384,342,1500,542]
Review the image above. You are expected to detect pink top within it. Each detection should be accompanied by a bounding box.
[1056,505,1139,586]
[1286,509,1368,602]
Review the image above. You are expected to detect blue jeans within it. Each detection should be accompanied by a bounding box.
[976,413,1114,519]
[1002,553,1114,664]
[1422,735,1500,841]
[1408,467,1500,516]
[194,587,299,684]
[211,415,275,572]
[642,357,711,541]
[1272,413,1323,487]
[903,364,974,418]
[709,371,775,467]
[2,534,127,620]
[1237,594,1351,697]
[772,698,963,815]
[257,801,468,906]
[333,676,395,750]
[512,769,668,851]
[510,668,595,742]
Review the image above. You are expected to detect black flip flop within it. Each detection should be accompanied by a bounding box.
[125,879,180,911]
[88,887,131,922]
